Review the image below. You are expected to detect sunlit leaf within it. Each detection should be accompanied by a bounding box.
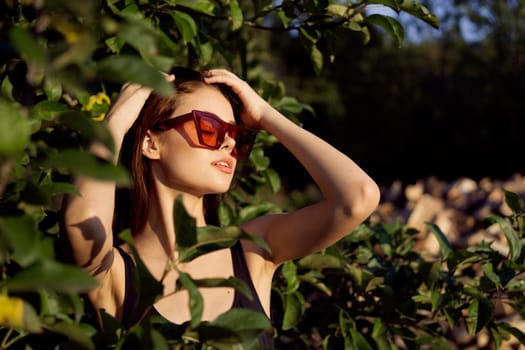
[236,202,278,223]
[297,253,344,270]
[310,44,323,75]
[229,0,243,31]
[171,10,198,44]
[282,292,304,330]
[365,0,403,12]
[400,1,440,29]
[327,4,354,17]
[218,201,235,226]
[281,261,299,294]
[482,263,501,286]
[166,0,216,15]
[486,214,522,262]
[0,100,31,156]
[426,222,452,260]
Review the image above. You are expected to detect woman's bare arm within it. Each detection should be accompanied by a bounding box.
[204,70,380,265]
[61,83,159,278]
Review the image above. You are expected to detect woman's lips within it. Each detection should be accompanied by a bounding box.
[212,159,234,174]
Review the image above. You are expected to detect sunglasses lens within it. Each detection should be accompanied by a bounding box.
[198,116,221,147]
[233,129,256,159]
[194,111,255,159]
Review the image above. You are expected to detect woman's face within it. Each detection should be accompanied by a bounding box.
[149,85,238,196]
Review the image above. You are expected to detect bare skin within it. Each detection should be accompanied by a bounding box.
[62,69,380,324]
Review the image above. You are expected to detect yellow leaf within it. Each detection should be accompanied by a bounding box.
[0,295,24,329]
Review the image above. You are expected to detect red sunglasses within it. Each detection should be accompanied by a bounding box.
[153,110,256,160]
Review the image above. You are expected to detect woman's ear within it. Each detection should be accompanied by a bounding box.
[142,130,161,160]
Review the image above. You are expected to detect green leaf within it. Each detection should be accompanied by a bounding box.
[282,292,304,330]
[44,149,131,185]
[178,226,270,263]
[4,259,98,293]
[0,100,31,156]
[174,195,197,247]
[58,111,115,153]
[466,298,494,335]
[366,14,404,47]
[482,263,501,286]
[399,1,440,29]
[1,75,14,101]
[497,322,525,345]
[96,55,173,95]
[210,308,272,333]
[22,300,43,333]
[486,214,522,262]
[44,321,96,350]
[8,26,47,67]
[189,277,252,300]
[310,44,323,75]
[229,0,243,31]
[196,310,270,348]
[300,270,332,295]
[503,189,524,214]
[281,261,299,294]
[249,147,270,171]
[365,0,403,12]
[350,328,373,350]
[327,4,355,18]
[297,253,344,270]
[171,10,198,44]
[0,216,47,267]
[218,201,234,226]
[236,202,278,223]
[177,270,204,328]
[167,0,216,15]
[426,222,452,260]
[32,101,69,121]
[43,76,63,101]
[118,230,164,322]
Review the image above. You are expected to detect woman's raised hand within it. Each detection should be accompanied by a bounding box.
[105,74,175,136]
[203,69,271,130]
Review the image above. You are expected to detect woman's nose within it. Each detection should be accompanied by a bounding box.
[220,133,236,154]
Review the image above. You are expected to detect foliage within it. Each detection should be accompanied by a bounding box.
[13,0,525,349]
[272,190,525,348]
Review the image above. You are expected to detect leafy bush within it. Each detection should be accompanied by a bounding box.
[272,190,525,349]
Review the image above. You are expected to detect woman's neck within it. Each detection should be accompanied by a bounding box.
[134,183,206,261]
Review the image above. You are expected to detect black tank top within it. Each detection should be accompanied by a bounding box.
[116,242,274,348]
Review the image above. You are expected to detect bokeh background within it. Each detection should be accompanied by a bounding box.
[261,0,524,190]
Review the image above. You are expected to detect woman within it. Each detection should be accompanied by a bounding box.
[61,67,380,347]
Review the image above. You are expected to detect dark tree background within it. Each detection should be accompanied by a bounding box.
[265,0,525,188]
